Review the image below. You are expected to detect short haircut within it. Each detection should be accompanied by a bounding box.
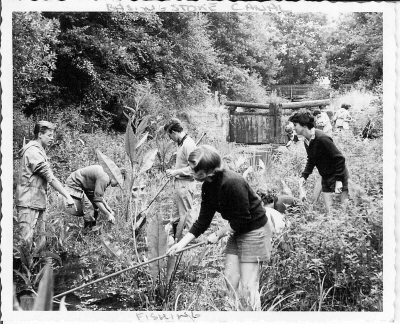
[164,118,183,134]
[288,111,315,129]
[256,188,277,205]
[188,145,222,174]
[312,109,321,116]
[33,121,56,139]
[341,104,351,110]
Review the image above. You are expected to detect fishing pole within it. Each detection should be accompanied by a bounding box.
[53,241,206,299]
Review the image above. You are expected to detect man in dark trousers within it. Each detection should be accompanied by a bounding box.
[65,165,118,228]
[289,111,349,214]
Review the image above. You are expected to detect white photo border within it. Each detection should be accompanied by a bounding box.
[1,1,397,323]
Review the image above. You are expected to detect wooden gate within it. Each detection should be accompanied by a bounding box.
[226,99,331,145]
[228,103,280,144]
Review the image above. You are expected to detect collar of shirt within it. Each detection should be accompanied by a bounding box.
[304,128,315,146]
[178,134,188,147]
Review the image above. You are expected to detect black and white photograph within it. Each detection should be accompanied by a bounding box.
[1,1,397,323]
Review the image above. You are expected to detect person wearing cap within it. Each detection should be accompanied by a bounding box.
[65,165,119,228]
[15,121,76,252]
[333,104,352,131]
[289,111,349,214]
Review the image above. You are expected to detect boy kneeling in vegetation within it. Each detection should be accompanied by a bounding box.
[65,165,119,228]
[289,111,349,214]
[167,145,272,311]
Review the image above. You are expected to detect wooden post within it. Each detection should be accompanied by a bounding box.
[269,103,276,143]
[227,106,237,142]
[275,103,282,143]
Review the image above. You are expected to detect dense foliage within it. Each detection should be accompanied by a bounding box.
[269,12,330,85]
[326,13,383,89]
[13,90,383,311]
[13,11,382,131]
[12,10,384,312]
[13,12,60,111]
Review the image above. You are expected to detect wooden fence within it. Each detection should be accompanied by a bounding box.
[267,84,329,101]
[267,84,352,101]
[225,99,331,145]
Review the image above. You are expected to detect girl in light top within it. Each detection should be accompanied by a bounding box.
[333,104,353,130]
[313,108,333,137]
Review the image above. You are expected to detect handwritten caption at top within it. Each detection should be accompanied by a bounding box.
[106,3,282,13]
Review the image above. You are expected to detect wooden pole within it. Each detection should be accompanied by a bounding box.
[53,241,206,299]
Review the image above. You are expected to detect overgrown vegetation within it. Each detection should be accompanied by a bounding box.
[13,85,383,311]
[12,10,383,312]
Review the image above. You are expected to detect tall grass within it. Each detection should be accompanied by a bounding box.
[13,87,382,311]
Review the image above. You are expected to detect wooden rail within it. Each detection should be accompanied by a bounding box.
[224,99,330,110]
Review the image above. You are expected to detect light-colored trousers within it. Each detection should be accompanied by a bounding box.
[170,179,196,241]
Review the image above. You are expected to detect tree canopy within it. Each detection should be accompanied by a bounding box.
[12,11,383,130]
[325,13,383,89]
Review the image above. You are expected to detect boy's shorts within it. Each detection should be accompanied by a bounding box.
[321,168,349,193]
[225,224,271,263]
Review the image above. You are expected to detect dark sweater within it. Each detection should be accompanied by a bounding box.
[302,129,346,181]
[189,169,267,238]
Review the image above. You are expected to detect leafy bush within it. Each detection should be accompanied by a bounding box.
[221,67,270,103]
[306,86,331,100]
[262,207,382,311]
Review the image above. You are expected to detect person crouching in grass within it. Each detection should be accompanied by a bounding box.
[65,165,119,229]
[167,145,272,311]
[289,111,349,214]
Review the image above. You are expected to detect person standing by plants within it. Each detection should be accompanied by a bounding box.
[167,145,271,311]
[163,118,197,282]
[163,118,197,243]
[15,121,76,252]
[65,165,120,228]
[313,108,333,136]
[333,103,353,131]
[311,108,333,206]
[289,111,349,214]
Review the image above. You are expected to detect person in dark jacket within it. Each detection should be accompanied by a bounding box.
[167,145,271,311]
[289,111,349,214]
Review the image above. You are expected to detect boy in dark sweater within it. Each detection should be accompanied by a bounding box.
[289,111,349,214]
